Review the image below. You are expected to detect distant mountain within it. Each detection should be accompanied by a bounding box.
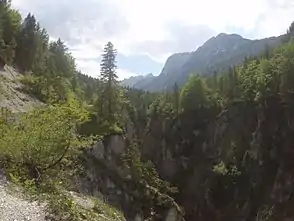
[124,33,284,91]
[121,75,145,87]
[160,52,192,76]
[121,73,155,88]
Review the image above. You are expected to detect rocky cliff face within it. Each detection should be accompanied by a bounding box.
[160,53,192,77]
[139,98,294,220]
[77,134,184,221]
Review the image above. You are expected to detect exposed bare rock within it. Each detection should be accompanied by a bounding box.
[0,65,43,113]
[0,171,47,221]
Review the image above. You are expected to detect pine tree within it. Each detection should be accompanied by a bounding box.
[32,23,49,74]
[0,1,21,65]
[15,13,37,71]
[99,41,118,122]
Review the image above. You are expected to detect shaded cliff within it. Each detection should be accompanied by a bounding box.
[76,134,184,221]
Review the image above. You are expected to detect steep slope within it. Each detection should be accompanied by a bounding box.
[160,52,192,76]
[132,36,294,220]
[141,53,192,92]
[121,53,191,90]
[128,33,284,91]
[0,171,46,221]
[0,65,42,113]
[174,33,282,87]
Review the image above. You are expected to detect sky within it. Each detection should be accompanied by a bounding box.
[11,0,294,80]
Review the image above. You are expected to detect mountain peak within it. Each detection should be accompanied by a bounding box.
[200,33,248,52]
[146,73,154,77]
[216,33,228,37]
[216,33,243,39]
[206,33,244,45]
[124,32,283,92]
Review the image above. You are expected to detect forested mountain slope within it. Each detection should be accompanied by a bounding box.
[0,2,182,220]
[125,33,284,91]
[2,0,294,220]
[127,26,294,220]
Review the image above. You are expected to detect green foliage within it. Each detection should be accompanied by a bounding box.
[14,13,49,73]
[125,88,158,128]
[213,161,241,177]
[99,41,120,123]
[0,102,91,181]
[213,161,228,175]
[42,191,125,221]
[1,3,294,220]
[148,94,175,118]
[0,2,21,64]
[93,198,125,220]
[180,74,209,111]
[20,74,43,97]
[121,143,179,218]
[47,193,98,221]
[126,28,294,221]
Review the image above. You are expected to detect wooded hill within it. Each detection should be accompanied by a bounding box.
[122,33,284,92]
[2,0,294,220]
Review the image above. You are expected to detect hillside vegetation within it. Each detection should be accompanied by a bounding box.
[2,0,294,220]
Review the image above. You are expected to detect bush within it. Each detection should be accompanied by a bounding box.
[47,193,98,221]
[79,114,123,136]
[20,74,43,98]
[0,102,92,182]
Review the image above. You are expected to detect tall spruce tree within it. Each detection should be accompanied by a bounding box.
[0,1,21,65]
[99,41,118,122]
[15,13,37,71]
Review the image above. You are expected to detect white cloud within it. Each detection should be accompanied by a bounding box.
[76,59,100,79]
[11,0,294,78]
[116,69,138,81]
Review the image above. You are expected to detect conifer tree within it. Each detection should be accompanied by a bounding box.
[15,13,37,71]
[99,41,119,122]
[0,1,21,65]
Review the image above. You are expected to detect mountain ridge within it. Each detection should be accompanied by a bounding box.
[122,33,284,91]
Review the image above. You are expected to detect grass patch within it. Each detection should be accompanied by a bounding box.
[93,198,125,221]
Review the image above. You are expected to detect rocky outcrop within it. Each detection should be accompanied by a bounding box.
[77,134,184,221]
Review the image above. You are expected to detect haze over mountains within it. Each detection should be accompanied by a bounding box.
[122,33,284,91]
